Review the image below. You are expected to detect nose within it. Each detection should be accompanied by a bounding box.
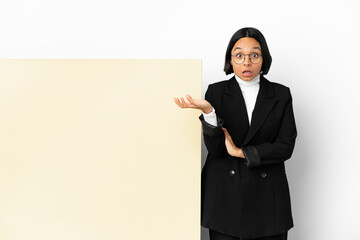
[243,55,251,65]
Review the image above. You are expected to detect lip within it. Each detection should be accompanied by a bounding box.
[242,70,253,77]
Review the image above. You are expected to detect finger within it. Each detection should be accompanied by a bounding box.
[180,97,188,104]
[222,128,229,136]
[176,97,188,108]
[175,97,186,108]
[181,96,196,108]
[185,94,193,103]
[222,128,233,141]
[174,97,182,107]
[179,97,188,107]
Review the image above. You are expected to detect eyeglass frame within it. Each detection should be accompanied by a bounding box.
[231,52,263,64]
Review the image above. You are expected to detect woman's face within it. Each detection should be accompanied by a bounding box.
[230,37,263,81]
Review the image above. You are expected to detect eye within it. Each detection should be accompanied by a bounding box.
[251,53,260,58]
[235,53,243,58]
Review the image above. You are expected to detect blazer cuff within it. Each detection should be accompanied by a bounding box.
[199,114,224,136]
[241,145,261,168]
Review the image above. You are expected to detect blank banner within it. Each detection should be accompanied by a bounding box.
[0,59,201,240]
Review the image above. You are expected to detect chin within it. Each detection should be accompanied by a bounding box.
[239,76,255,81]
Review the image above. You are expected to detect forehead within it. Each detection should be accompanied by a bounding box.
[232,37,261,51]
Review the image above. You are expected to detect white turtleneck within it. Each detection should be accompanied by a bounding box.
[202,73,260,126]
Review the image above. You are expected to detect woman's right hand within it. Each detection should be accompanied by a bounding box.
[173,94,213,114]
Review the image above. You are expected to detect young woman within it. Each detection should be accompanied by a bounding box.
[174,27,297,240]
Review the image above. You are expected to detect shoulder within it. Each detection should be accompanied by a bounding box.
[266,76,290,90]
[206,75,235,94]
[207,79,229,89]
[264,76,293,101]
[203,78,231,105]
[204,78,230,97]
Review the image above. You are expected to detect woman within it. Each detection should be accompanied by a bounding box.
[174,27,297,240]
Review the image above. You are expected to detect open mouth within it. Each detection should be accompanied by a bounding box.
[242,70,253,76]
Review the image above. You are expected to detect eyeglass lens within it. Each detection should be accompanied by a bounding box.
[233,52,261,64]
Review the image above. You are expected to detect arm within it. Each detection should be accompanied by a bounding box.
[198,85,227,157]
[202,107,218,127]
[241,88,297,168]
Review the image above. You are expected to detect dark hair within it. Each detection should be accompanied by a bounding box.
[224,27,272,75]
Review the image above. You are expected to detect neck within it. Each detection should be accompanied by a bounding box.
[235,73,260,86]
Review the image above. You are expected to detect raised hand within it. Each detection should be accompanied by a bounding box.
[173,94,213,113]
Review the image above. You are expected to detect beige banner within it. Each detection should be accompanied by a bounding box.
[0,59,201,240]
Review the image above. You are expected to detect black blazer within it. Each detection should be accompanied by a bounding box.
[199,75,297,239]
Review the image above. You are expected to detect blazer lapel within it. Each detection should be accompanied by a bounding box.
[222,75,278,147]
[241,75,278,146]
[223,76,250,145]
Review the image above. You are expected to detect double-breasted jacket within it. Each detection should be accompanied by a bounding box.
[199,74,297,239]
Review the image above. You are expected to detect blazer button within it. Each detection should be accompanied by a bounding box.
[260,172,267,178]
[229,170,235,176]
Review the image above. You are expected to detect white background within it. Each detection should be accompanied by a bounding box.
[1,1,360,239]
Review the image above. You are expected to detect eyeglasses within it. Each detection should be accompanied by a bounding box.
[231,52,262,64]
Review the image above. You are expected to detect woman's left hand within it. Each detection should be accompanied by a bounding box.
[222,127,245,158]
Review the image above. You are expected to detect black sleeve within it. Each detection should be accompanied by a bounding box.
[241,87,297,168]
[198,84,227,157]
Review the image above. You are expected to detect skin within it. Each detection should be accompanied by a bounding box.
[230,37,263,81]
[173,37,263,159]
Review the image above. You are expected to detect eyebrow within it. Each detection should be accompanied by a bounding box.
[233,47,261,51]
